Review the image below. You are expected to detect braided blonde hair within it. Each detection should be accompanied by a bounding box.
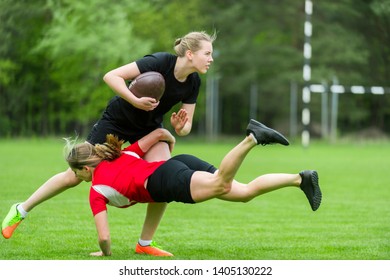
[65,134,124,170]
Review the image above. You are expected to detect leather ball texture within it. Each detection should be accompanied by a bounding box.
[128,71,165,101]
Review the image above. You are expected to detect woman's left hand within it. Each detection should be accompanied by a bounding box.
[171,109,188,135]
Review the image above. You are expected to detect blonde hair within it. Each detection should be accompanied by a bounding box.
[174,31,217,57]
[65,134,124,170]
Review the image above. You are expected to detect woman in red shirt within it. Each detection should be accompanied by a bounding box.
[2,31,215,256]
[66,119,322,257]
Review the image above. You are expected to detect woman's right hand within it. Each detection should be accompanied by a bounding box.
[131,96,159,111]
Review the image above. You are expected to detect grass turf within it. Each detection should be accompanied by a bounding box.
[0,138,389,260]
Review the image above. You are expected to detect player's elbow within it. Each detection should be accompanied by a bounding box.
[103,71,116,84]
[102,72,110,83]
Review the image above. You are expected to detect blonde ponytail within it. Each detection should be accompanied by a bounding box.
[65,134,124,170]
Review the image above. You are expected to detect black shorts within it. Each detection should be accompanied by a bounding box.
[87,96,163,145]
[87,118,161,145]
[146,154,217,204]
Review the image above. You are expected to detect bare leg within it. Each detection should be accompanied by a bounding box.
[217,135,256,183]
[218,174,301,202]
[139,202,167,240]
[214,134,302,202]
[139,141,170,240]
[2,166,81,239]
[190,135,303,203]
[22,168,81,212]
[190,135,257,202]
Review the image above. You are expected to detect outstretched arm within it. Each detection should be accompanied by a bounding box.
[138,128,176,154]
[90,211,111,256]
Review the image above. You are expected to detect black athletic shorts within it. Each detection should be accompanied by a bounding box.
[87,118,161,145]
[146,154,217,204]
[87,96,163,145]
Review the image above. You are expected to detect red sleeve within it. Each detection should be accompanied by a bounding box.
[89,187,109,216]
[123,141,145,158]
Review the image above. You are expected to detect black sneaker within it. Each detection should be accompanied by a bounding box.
[246,119,289,146]
[299,170,322,211]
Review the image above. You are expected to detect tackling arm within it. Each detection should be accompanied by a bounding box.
[138,128,176,154]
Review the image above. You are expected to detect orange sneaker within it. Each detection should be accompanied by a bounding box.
[2,203,24,239]
[135,241,173,257]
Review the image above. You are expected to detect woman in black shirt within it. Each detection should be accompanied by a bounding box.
[2,31,216,257]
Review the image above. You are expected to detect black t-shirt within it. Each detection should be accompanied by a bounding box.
[103,52,201,130]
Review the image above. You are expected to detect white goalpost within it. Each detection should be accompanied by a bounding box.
[301,0,389,147]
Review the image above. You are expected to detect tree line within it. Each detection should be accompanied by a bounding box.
[1,0,389,140]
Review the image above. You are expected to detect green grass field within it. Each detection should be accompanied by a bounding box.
[0,137,389,260]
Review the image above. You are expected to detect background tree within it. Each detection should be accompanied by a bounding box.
[32,0,153,136]
[203,0,305,134]
[0,0,49,137]
[310,0,390,135]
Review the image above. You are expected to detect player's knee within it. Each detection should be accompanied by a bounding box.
[215,181,231,195]
[239,189,257,203]
[224,182,232,194]
[63,169,82,188]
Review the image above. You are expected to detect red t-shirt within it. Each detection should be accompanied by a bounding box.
[89,141,165,216]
